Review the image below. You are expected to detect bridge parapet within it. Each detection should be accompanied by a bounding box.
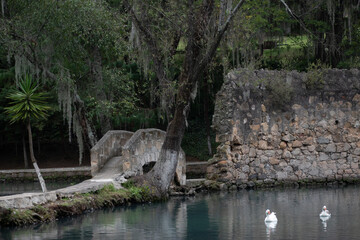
[90,130,133,175]
[122,128,186,185]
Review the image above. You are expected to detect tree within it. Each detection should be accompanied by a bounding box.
[5,74,50,192]
[125,0,246,197]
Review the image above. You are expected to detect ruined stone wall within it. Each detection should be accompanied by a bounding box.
[208,68,360,188]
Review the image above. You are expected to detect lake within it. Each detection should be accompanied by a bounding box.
[1,185,360,239]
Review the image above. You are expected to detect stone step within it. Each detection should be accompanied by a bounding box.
[186,178,206,187]
[186,161,208,166]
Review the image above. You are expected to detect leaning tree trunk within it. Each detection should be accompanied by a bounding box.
[27,120,47,192]
[22,134,29,169]
[129,0,246,197]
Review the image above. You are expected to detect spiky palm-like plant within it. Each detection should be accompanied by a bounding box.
[5,75,50,192]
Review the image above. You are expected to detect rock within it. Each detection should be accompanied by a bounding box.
[259,140,268,150]
[292,148,301,156]
[269,157,280,165]
[282,150,292,159]
[279,141,287,149]
[261,104,267,112]
[292,140,302,148]
[249,148,257,157]
[353,148,360,156]
[308,145,316,152]
[219,183,228,191]
[324,143,336,153]
[337,143,351,152]
[217,160,228,166]
[282,134,295,142]
[276,172,288,180]
[229,185,238,191]
[249,173,258,181]
[317,137,330,144]
[352,93,360,102]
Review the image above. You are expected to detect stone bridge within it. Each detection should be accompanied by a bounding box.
[91,128,186,186]
[0,128,187,209]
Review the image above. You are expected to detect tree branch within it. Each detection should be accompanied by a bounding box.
[197,0,246,78]
[279,0,317,39]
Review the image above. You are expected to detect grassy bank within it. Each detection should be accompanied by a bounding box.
[0,183,156,227]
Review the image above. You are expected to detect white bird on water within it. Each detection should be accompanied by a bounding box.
[319,206,331,217]
[265,209,278,222]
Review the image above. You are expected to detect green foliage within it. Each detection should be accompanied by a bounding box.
[305,60,329,90]
[5,75,50,124]
[122,180,153,202]
[260,77,294,110]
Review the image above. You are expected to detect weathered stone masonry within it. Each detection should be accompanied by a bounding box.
[208,68,360,188]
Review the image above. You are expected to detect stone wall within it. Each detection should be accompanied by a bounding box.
[208,68,360,188]
[121,129,186,186]
[91,130,133,175]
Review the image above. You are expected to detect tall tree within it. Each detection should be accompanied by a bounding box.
[5,75,50,192]
[126,0,246,197]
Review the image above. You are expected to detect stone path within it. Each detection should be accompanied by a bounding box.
[0,157,125,208]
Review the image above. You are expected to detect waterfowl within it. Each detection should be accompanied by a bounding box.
[265,209,278,222]
[319,206,331,217]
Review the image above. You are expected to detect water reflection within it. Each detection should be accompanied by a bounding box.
[1,186,360,240]
[265,221,277,239]
[320,216,331,231]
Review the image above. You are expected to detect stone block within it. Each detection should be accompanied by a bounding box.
[259,140,268,150]
[249,148,257,157]
[303,137,314,146]
[292,148,301,156]
[282,134,295,142]
[353,148,360,156]
[324,143,336,153]
[308,145,316,152]
[280,141,287,149]
[351,162,359,169]
[282,150,292,159]
[269,157,280,165]
[317,137,330,144]
[292,140,302,148]
[276,171,288,180]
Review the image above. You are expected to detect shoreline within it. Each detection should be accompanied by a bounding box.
[1,179,360,227]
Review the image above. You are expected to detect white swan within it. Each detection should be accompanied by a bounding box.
[319,206,331,217]
[265,209,278,222]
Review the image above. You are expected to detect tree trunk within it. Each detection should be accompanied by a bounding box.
[27,120,47,192]
[1,0,7,18]
[74,93,97,149]
[129,0,246,197]
[147,99,188,196]
[22,134,29,169]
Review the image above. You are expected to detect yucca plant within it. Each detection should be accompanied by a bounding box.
[5,75,50,192]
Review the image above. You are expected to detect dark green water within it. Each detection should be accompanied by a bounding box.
[1,186,360,240]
